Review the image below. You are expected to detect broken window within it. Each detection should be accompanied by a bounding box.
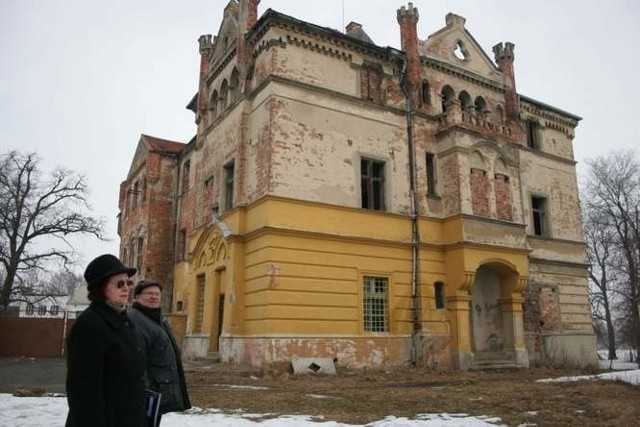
[526,120,540,149]
[223,160,235,211]
[531,196,548,236]
[363,276,389,332]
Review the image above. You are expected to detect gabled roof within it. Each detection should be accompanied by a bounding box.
[420,13,501,83]
[141,134,185,154]
[125,134,186,180]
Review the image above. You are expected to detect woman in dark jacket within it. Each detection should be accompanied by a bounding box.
[65,254,146,427]
[129,280,191,421]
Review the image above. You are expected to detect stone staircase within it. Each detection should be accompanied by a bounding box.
[471,351,522,370]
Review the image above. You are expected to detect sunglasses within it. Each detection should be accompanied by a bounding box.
[113,279,134,289]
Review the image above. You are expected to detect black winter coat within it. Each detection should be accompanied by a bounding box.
[65,301,146,427]
[129,303,191,414]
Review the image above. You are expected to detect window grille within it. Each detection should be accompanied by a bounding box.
[363,276,388,332]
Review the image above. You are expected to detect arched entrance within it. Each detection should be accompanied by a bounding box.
[471,266,504,353]
[470,262,527,367]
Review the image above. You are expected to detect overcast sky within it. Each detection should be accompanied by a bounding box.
[2,1,639,275]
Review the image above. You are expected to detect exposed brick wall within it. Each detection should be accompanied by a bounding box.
[523,281,561,334]
[494,173,513,220]
[470,168,489,216]
[360,65,381,104]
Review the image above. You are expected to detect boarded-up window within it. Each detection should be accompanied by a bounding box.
[360,63,382,103]
[426,152,437,196]
[470,168,489,216]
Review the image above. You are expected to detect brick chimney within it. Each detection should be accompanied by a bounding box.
[239,0,260,33]
[493,42,519,121]
[397,3,420,101]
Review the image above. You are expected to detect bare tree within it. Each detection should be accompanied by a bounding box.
[584,207,619,363]
[583,150,640,363]
[0,151,104,312]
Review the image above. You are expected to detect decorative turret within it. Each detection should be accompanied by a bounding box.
[493,42,518,121]
[397,3,420,104]
[197,34,214,112]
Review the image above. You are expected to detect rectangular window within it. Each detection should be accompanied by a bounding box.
[434,282,445,309]
[132,181,139,209]
[50,305,59,316]
[195,275,206,333]
[181,160,191,195]
[136,237,144,270]
[223,161,235,211]
[361,158,385,211]
[25,303,34,315]
[531,196,548,236]
[38,306,47,316]
[526,120,539,149]
[426,152,437,196]
[363,276,389,332]
[141,178,147,203]
[129,239,136,267]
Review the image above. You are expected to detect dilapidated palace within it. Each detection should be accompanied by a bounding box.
[119,0,597,370]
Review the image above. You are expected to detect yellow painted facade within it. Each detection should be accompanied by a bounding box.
[120,1,597,370]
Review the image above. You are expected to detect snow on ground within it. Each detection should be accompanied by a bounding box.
[0,355,637,427]
[0,396,506,427]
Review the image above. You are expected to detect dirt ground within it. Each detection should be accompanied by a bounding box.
[185,362,640,427]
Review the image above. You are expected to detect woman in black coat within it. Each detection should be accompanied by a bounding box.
[65,254,146,427]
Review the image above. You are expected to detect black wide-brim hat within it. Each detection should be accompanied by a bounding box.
[84,254,137,288]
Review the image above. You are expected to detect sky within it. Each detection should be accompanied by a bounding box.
[2,1,639,275]
[1,365,639,426]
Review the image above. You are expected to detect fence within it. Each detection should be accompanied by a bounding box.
[0,311,76,357]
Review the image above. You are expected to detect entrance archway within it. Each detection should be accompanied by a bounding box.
[471,266,504,353]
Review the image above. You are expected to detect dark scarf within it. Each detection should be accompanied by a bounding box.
[132,301,162,324]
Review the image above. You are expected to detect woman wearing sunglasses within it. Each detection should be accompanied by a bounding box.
[65,254,146,427]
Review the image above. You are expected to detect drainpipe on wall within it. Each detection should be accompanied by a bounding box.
[399,58,422,365]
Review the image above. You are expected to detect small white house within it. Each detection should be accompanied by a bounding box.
[13,294,69,318]
[66,287,90,318]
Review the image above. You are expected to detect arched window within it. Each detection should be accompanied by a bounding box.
[474,96,488,115]
[419,80,430,107]
[495,105,505,125]
[440,85,455,113]
[458,91,472,112]
[230,68,240,102]
[210,90,219,118]
[220,80,229,110]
